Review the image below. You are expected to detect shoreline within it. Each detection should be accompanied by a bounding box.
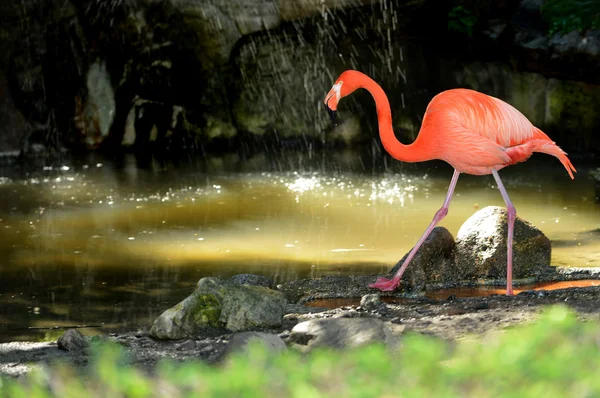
[4,268,600,378]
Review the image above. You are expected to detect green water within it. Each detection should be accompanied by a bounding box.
[0,151,598,341]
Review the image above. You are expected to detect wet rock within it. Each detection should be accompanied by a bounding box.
[219,332,287,361]
[388,226,456,290]
[544,78,600,151]
[0,69,30,153]
[360,294,386,312]
[78,61,116,148]
[150,277,287,340]
[455,206,552,280]
[279,275,379,304]
[288,317,401,350]
[229,274,273,288]
[57,329,89,352]
[549,30,600,58]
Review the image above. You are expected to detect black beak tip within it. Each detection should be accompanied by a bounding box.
[327,108,338,126]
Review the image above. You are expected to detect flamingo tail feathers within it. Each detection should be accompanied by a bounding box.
[530,139,576,179]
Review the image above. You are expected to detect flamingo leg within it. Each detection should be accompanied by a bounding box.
[369,169,461,291]
[491,170,516,296]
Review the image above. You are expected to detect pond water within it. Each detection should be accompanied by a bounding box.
[0,150,598,341]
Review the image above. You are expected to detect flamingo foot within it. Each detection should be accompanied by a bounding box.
[506,286,514,297]
[368,276,401,292]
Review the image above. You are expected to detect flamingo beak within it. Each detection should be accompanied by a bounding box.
[324,89,339,126]
[327,107,338,126]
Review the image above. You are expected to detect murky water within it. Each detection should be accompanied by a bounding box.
[0,151,598,341]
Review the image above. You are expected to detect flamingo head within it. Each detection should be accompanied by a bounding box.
[324,71,359,126]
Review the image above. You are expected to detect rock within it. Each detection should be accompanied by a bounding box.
[150,277,287,340]
[78,61,116,148]
[219,331,287,361]
[57,329,89,352]
[279,275,380,304]
[288,317,401,350]
[388,226,456,290]
[360,294,386,312]
[455,206,552,280]
[229,274,273,288]
[549,30,600,58]
[3,0,599,157]
[545,78,600,152]
[176,340,196,351]
[0,69,30,153]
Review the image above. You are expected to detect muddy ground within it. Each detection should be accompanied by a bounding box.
[2,268,600,378]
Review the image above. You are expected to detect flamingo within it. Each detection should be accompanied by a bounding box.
[324,70,576,296]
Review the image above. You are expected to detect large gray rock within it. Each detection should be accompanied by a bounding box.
[150,277,287,340]
[80,61,115,148]
[288,317,401,350]
[219,331,287,362]
[388,226,456,290]
[455,206,552,279]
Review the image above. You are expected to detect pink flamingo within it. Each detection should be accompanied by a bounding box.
[324,70,576,296]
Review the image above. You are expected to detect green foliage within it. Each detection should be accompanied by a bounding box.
[448,5,478,37]
[541,0,600,35]
[2,305,600,397]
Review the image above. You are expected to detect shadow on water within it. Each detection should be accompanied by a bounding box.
[0,150,599,341]
[552,229,600,248]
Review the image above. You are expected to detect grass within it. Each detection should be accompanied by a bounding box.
[2,305,600,397]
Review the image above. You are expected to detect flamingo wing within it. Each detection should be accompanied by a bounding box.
[439,89,537,148]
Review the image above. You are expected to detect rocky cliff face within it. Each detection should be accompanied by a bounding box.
[0,0,598,157]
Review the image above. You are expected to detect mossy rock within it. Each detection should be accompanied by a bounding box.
[150,277,287,340]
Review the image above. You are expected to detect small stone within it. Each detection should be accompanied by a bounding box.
[289,317,400,350]
[360,294,385,312]
[229,274,273,288]
[57,329,89,352]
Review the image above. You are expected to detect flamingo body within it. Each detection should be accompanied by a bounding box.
[417,88,575,177]
[324,70,575,295]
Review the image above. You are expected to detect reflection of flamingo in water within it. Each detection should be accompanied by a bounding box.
[324,70,576,296]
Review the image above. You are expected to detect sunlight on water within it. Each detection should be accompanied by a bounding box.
[2,166,598,274]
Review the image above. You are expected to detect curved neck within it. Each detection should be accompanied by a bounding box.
[359,75,429,163]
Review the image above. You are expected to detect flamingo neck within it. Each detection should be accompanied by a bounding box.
[360,76,428,163]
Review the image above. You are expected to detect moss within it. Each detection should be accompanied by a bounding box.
[510,72,548,125]
[546,79,600,150]
[548,80,600,130]
[191,294,222,328]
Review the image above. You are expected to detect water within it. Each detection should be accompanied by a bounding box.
[0,151,598,341]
